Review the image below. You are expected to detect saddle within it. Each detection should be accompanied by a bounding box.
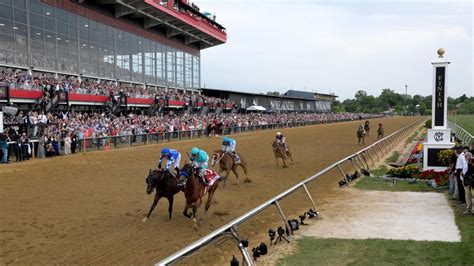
[201,169,220,187]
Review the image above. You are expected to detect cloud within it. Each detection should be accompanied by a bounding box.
[197,0,472,99]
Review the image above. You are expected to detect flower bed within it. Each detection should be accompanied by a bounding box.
[406,138,424,164]
[414,170,450,186]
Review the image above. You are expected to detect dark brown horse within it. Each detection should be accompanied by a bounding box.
[272,141,293,168]
[206,122,223,137]
[377,124,384,140]
[357,125,366,145]
[211,150,250,186]
[364,120,371,137]
[143,169,181,222]
[180,164,220,230]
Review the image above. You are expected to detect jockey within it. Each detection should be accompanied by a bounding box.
[190,147,210,185]
[275,132,288,152]
[222,137,239,162]
[158,148,181,177]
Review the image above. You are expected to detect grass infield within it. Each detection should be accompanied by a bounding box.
[452,115,474,136]
[278,176,474,265]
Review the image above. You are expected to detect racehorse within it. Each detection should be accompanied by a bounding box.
[206,122,223,137]
[377,123,384,140]
[272,141,293,168]
[357,125,366,145]
[143,169,181,222]
[211,150,250,186]
[180,163,220,230]
[364,120,371,137]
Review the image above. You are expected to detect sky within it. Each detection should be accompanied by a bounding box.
[196,0,473,100]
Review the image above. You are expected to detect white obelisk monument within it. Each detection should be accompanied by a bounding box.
[423,48,455,171]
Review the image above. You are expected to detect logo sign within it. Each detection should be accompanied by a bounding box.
[433,132,444,142]
[434,67,445,127]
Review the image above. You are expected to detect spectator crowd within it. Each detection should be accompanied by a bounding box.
[0,110,371,163]
[0,67,232,108]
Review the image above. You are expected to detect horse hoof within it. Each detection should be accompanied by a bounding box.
[142,217,148,222]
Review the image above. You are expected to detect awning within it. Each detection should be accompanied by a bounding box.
[246,105,266,111]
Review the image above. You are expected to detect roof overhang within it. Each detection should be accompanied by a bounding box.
[80,0,226,50]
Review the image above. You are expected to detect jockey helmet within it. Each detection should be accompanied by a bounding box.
[223,137,229,142]
[276,132,282,136]
[161,148,169,155]
[191,147,199,156]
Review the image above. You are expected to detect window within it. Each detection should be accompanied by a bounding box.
[0,4,13,20]
[0,34,14,50]
[13,8,27,24]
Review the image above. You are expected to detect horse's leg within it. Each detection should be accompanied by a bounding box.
[282,156,288,168]
[221,167,230,188]
[167,196,174,220]
[183,202,192,218]
[205,183,219,215]
[275,154,279,167]
[240,163,251,182]
[231,165,240,184]
[193,198,203,230]
[287,151,294,161]
[143,194,161,222]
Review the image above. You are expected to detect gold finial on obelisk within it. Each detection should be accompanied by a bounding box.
[437,48,445,58]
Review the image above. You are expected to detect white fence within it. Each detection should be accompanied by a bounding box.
[157,119,425,265]
[448,121,474,148]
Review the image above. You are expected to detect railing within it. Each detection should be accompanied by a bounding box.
[156,118,425,266]
[448,121,474,148]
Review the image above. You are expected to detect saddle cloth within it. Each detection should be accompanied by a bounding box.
[204,169,220,187]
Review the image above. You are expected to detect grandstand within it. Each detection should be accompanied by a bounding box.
[0,0,226,113]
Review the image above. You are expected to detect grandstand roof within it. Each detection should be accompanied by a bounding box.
[53,0,226,50]
[201,88,317,102]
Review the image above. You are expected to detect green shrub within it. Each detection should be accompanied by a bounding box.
[387,164,420,178]
[425,119,432,128]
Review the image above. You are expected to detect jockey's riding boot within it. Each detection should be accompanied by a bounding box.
[199,173,209,186]
[174,167,180,179]
[233,151,240,162]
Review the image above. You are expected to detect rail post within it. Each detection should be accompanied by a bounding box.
[230,226,254,266]
[337,164,348,183]
[360,152,370,170]
[349,157,358,172]
[273,200,293,236]
[302,184,318,212]
[354,154,364,170]
[365,149,375,166]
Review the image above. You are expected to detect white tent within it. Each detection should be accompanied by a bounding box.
[246,105,266,111]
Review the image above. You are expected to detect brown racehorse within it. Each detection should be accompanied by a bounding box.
[143,169,181,222]
[272,141,293,168]
[364,120,371,137]
[211,150,250,186]
[377,124,384,140]
[357,125,366,145]
[180,163,220,230]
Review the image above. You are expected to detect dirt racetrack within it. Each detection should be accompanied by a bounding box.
[0,116,419,265]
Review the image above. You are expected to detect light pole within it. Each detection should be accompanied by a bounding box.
[404,84,408,115]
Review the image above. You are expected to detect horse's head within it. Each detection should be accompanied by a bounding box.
[145,168,161,195]
[211,150,222,166]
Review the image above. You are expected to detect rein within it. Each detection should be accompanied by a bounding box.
[214,152,226,165]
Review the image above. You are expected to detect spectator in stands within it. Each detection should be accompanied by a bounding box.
[0,133,9,164]
[37,135,46,159]
[20,133,30,160]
